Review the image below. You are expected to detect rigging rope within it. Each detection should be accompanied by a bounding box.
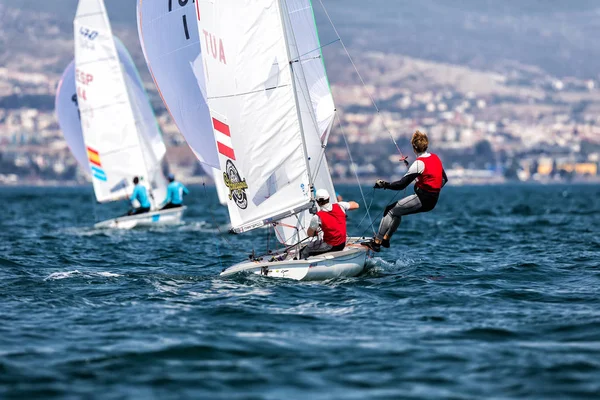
[336,112,376,237]
[316,0,409,166]
[354,187,376,233]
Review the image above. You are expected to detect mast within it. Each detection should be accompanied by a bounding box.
[277,0,314,196]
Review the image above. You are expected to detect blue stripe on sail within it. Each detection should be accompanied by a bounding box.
[91,166,107,181]
[91,165,105,176]
[93,172,107,182]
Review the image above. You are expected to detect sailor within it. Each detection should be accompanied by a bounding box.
[363,130,448,252]
[161,173,189,210]
[300,189,359,259]
[127,176,151,215]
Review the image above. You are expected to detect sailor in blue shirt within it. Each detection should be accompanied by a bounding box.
[127,176,151,215]
[161,173,189,210]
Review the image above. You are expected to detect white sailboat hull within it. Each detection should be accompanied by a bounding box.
[94,206,186,229]
[220,240,371,281]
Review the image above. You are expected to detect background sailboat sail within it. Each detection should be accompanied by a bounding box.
[196,0,314,233]
[115,37,168,204]
[57,40,168,207]
[55,60,88,172]
[74,0,166,205]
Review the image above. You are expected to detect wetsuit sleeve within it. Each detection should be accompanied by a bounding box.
[130,187,138,203]
[182,183,189,195]
[164,185,173,205]
[385,160,423,191]
[441,169,448,187]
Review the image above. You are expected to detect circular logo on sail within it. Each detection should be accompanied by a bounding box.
[223,160,248,209]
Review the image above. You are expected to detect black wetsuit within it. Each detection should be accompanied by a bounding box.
[376,153,447,241]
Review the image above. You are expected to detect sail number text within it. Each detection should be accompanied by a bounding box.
[75,69,93,101]
[168,0,195,40]
[79,27,98,41]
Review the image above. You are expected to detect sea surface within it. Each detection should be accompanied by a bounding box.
[1,184,599,399]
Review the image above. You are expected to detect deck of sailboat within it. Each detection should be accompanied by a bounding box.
[94,206,186,229]
[220,238,372,281]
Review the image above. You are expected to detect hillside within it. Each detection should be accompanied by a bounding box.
[2,0,600,79]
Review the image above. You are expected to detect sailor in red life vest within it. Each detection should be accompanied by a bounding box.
[299,189,360,259]
[363,130,448,252]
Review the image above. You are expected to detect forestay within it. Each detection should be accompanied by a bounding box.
[196,0,314,233]
[74,0,166,204]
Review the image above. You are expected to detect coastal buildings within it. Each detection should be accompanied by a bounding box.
[1,54,599,185]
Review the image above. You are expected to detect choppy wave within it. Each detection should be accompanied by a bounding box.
[1,184,599,399]
[44,270,122,281]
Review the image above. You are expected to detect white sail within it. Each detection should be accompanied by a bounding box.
[137,0,219,169]
[196,0,313,233]
[55,60,88,172]
[284,0,335,143]
[74,0,166,204]
[57,42,168,204]
[115,38,168,205]
[137,0,227,204]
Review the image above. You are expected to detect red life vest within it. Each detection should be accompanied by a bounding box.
[415,153,444,193]
[316,204,347,246]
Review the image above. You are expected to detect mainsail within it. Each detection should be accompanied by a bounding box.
[137,0,227,204]
[196,0,316,233]
[74,0,167,204]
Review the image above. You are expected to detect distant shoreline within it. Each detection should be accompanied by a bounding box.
[1,178,599,188]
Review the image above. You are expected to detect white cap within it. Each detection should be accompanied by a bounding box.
[315,188,330,201]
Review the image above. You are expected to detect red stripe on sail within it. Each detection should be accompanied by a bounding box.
[212,118,230,137]
[86,146,99,156]
[217,142,236,160]
[195,0,201,21]
[89,158,102,167]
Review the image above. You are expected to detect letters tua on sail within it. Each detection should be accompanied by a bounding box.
[74,0,167,205]
[196,0,314,233]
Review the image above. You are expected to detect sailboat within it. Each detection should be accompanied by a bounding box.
[65,0,185,228]
[195,0,371,280]
[136,0,228,206]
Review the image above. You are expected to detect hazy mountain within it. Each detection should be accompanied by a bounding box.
[1,0,600,79]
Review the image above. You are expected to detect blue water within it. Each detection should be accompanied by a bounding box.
[1,184,599,399]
